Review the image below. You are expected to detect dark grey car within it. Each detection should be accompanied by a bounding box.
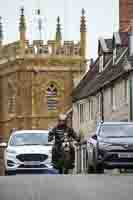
[87,122,133,173]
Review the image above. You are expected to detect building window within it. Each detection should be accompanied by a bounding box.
[111,85,116,110]
[79,104,84,124]
[46,83,58,111]
[99,55,104,72]
[79,103,87,124]
[87,99,94,121]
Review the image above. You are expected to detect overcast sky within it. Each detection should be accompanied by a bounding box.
[0,0,119,59]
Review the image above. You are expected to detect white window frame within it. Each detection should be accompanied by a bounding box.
[113,48,117,65]
[88,98,94,121]
[99,55,104,72]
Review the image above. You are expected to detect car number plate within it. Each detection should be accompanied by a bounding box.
[24,161,41,166]
[118,153,133,158]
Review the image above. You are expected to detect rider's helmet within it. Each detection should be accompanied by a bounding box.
[58,114,67,121]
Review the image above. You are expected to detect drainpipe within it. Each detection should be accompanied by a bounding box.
[129,78,133,121]
[128,20,133,121]
[100,90,104,122]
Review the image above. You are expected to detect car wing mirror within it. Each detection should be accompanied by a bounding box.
[0,142,7,148]
[92,134,97,140]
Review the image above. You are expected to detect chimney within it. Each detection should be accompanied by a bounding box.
[129,19,133,56]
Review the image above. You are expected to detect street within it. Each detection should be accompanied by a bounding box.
[0,174,133,200]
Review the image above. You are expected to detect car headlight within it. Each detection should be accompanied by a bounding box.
[99,142,112,149]
[6,149,17,154]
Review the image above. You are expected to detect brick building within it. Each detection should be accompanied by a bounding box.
[120,0,133,32]
[0,8,87,139]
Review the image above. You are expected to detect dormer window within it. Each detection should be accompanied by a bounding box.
[99,55,104,72]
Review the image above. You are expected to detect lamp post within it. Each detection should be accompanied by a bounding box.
[129,78,133,121]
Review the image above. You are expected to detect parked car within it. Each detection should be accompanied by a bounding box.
[3,129,57,175]
[87,122,133,173]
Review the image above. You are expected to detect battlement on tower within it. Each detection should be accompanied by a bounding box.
[0,39,81,62]
[0,8,87,63]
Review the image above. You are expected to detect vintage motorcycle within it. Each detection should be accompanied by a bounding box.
[53,132,75,174]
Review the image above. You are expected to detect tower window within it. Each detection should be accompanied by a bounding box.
[8,83,16,114]
[46,83,58,111]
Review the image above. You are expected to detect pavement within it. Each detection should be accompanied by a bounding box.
[0,174,133,200]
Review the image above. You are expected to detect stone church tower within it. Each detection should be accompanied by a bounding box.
[0,8,87,139]
[119,0,133,31]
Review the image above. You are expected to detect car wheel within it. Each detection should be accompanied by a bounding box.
[87,146,95,174]
[92,151,104,174]
[5,170,15,176]
[5,170,9,176]
[95,164,104,174]
[87,164,95,173]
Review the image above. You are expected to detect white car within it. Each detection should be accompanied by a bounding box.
[3,130,54,175]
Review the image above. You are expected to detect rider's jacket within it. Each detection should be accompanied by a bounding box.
[48,124,80,144]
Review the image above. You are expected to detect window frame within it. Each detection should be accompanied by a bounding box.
[46,83,58,111]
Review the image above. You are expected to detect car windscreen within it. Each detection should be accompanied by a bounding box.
[9,133,49,146]
[99,124,133,138]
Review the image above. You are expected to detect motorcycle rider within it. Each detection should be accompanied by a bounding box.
[48,114,80,169]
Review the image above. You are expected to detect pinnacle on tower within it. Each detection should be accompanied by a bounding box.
[19,7,26,42]
[0,16,3,46]
[80,8,86,58]
[55,16,62,43]
[80,8,86,33]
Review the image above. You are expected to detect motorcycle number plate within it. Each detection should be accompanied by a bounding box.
[64,147,70,151]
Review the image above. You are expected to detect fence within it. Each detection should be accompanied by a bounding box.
[74,141,88,174]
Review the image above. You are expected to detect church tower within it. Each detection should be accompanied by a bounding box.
[119,0,133,32]
[0,7,87,138]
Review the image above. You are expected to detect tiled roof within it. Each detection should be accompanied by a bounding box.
[72,58,99,97]
[72,47,128,102]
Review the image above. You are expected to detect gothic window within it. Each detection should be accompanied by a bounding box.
[46,83,58,111]
[56,49,60,55]
[74,48,79,55]
[8,83,16,114]
[39,48,42,54]
[43,47,49,54]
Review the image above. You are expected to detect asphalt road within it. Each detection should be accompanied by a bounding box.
[0,174,133,200]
